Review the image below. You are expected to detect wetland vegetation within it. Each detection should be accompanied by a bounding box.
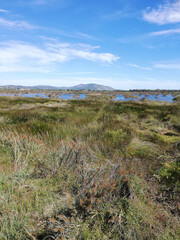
[0,89,179,102]
[0,93,179,239]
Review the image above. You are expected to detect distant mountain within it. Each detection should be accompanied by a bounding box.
[0,85,62,90]
[0,83,114,91]
[71,84,114,91]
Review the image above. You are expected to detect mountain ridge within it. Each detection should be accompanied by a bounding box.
[0,83,114,91]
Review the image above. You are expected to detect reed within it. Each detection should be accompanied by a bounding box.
[0,96,179,239]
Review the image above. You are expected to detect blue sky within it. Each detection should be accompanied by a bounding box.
[0,0,180,89]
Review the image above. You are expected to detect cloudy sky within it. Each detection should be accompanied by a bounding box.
[0,0,180,89]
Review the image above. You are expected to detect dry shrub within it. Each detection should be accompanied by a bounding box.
[0,129,43,170]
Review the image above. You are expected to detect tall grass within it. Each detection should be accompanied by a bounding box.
[0,96,179,239]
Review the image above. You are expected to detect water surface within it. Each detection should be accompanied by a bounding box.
[114,94,174,102]
[0,93,87,100]
[0,93,175,102]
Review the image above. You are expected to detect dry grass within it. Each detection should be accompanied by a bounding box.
[0,96,179,239]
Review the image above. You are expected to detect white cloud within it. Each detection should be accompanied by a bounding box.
[150,28,180,36]
[103,10,129,20]
[0,41,119,72]
[0,9,8,13]
[154,63,180,70]
[50,29,98,41]
[32,0,66,6]
[143,77,156,81]
[127,63,152,71]
[0,17,38,29]
[102,4,133,21]
[75,32,98,41]
[34,0,48,4]
[143,0,180,24]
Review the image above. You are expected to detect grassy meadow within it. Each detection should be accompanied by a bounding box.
[0,95,179,239]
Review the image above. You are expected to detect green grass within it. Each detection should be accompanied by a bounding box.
[0,95,179,239]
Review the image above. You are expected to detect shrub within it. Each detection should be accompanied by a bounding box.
[104,127,133,149]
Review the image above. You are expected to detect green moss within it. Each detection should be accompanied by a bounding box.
[105,128,132,148]
[140,131,180,145]
[157,160,180,187]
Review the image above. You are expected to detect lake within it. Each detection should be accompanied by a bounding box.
[114,94,175,102]
[0,93,175,102]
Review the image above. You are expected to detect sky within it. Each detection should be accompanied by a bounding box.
[0,0,180,89]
